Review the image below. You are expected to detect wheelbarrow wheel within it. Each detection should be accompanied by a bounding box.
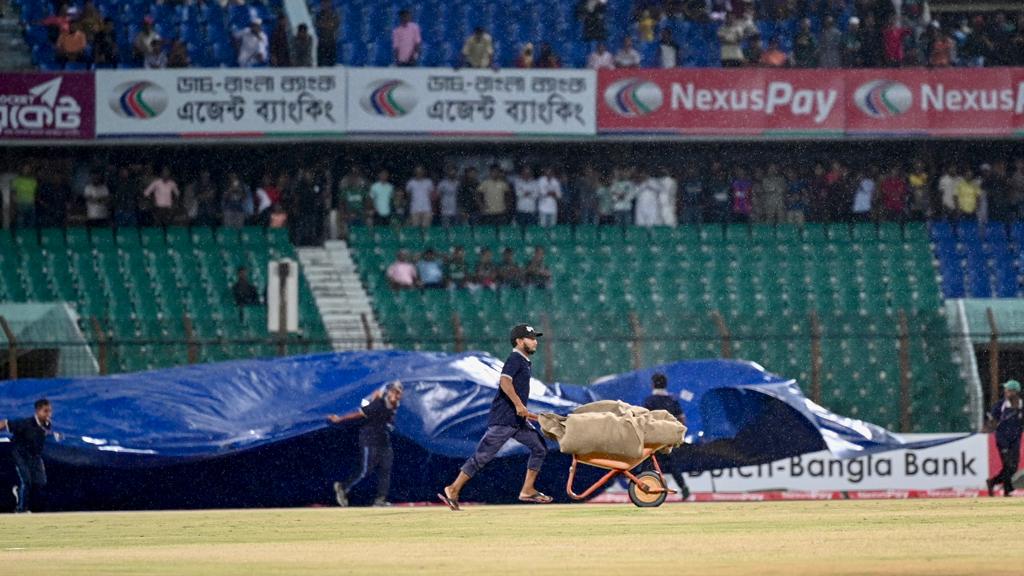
[628,471,667,508]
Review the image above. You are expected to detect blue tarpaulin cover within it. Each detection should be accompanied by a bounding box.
[0,351,959,509]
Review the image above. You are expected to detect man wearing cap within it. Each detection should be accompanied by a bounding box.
[234,18,268,67]
[986,380,1023,497]
[642,373,691,501]
[327,381,404,507]
[438,324,551,510]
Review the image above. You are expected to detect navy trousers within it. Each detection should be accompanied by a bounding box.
[461,424,547,478]
[342,440,393,501]
[13,452,46,513]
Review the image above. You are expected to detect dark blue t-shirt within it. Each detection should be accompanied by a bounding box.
[642,394,684,422]
[8,417,50,458]
[991,398,1023,448]
[489,351,532,427]
[359,396,397,446]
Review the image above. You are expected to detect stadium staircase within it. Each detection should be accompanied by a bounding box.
[348,223,971,433]
[296,240,383,350]
[0,226,328,374]
[0,5,32,70]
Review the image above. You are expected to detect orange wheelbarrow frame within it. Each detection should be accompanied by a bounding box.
[566,444,676,505]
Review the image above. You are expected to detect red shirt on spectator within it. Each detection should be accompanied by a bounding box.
[883,24,911,65]
[881,175,908,213]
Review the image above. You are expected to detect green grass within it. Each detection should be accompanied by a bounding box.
[1,499,1019,575]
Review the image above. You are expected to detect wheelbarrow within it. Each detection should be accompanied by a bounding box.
[566,444,676,507]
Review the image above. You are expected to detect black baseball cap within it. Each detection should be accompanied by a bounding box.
[510,323,543,345]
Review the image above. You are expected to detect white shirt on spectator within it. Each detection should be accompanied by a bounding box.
[406,177,435,215]
[537,175,562,216]
[438,178,459,217]
[938,173,960,212]
[254,187,273,214]
[614,47,642,68]
[514,176,540,214]
[144,178,179,209]
[634,178,663,227]
[587,50,615,70]
[84,183,110,220]
[853,178,875,214]
[660,43,678,68]
[658,176,678,226]
[235,28,268,67]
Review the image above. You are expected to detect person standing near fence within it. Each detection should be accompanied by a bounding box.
[327,381,403,507]
[986,380,1023,497]
[1,399,61,513]
[642,373,691,501]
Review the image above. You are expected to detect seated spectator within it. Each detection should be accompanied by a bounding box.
[497,248,523,288]
[587,42,615,69]
[516,43,535,68]
[132,16,161,65]
[392,9,422,66]
[614,36,642,68]
[760,37,790,67]
[386,250,418,290]
[525,246,552,289]
[92,18,118,68]
[270,15,292,67]
[537,43,561,68]
[293,24,313,67]
[793,18,819,68]
[232,266,261,316]
[167,40,190,68]
[56,23,88,65]
[462,27,494,68]
[144,39,167,69]
[416,249,445,289]
[474,247,499,290]
[446,246,471,290]
[269,204,289,229]
[235,18,269,67]
[659,28,679,68]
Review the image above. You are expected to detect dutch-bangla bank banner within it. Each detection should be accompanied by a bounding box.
[598,68,1024,137]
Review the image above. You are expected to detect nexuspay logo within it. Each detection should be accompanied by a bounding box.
[853,80,913,119]
[109,81,168,119]
[604,78,664,117]
[360,79,416,117]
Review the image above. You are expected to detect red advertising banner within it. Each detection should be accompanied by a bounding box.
[598,68,1024,137]
[0,72,95,140]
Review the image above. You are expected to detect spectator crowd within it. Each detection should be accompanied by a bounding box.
[385,245,552,291]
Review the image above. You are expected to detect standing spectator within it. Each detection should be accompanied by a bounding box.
[577,0,608,42]
[938,165,961,219]
[143,167,180,227]
[907,160,931,220]
[636,9,656,42]
[525,246,552,289]
[392,9,421,66]
[785,167,808,224]
[1010,158,1024,220]
[681,164,705,225]
[132,16,160,66]
[386,250,418,290]
[231,266,261,319]
[109,166,137,227]
[293,24,313,67]
[923,22,953,68]
[234,18,269,67]
[167,40,190,68]
[297,167,327,246]
[187,169,219,227]
[459,167,481,224]
[56,22,89,65]
[370,169,395,226]
[315,0,340,67]
[474,247,499,289]
[718,12,750,67]
[11,164,38,229]
[758,163,787,224]
[477,165,510,226]
[882,14,911,66]
[437,166,460,227]
[143,38,166,68]
[82,171,110,227]
[659,28,680,68]
[462,27,494,68]
[446,245,471,290]
[986,161,1013,223]
[988,13,1014,67]
[92,18,118,68]
[416,249,445,289]
[634,168,662,227]
[406,165,436,228]
[807,162,829,222]
[596,175,614,225]
[221,173,250,229]
[657,167,678,227]
[825,161,849,223]
[516,43,535,68]
[338,166,369,228]
[497,248,523,288]
[745,32,765,66]
[880,166,908,221]
[513,166,539,227]
[851,169,877,222]
[614,36,642,68]
[576,166,600,226]
[270,15,292,67]
[730,166,753,223]
[77,1,102,38]
[819,16,843,67]
[955,168,982,220]
[842,16,864,67]
[985,380,1023,498]
[760,37,789,67]
[957,17,988,67]
[610,167,636,226]
[859,13,884,67]
[536,167,563,228]
[587,42,615,69]
[708,162,733,223]
[537,43,561,68]
[792,18,819,67]
[254,173,281,226]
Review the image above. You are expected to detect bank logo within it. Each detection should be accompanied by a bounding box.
[604,79,663,117]
[853,80,913,119]
[109,81,167,119]
[361,79,416,117]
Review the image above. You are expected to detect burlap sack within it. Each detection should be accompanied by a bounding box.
[558,411,645,458]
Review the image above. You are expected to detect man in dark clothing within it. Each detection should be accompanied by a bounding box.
[1,399,60,513]
[987,380,1023,497]
[439,324,550,510]
[231,266,261,321]
[642,373,691,501]
[328,381,403,507]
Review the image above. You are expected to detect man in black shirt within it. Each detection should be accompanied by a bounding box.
[438,324,550,510]
[986,379,1023,497]
[327,381,403,507]
[231,266,261,322]
[1,398,59,513]
[642,373,691,501]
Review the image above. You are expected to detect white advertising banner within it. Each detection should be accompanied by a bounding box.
[345,67,596,135]
[95,68,345,137]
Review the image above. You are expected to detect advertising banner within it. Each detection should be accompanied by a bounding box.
[95,68,345,137]
[346,67,596,135]
[0,72,94,140]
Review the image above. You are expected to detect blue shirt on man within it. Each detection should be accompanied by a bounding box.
[991,398,1024,448]
[642,392,684,422]
[8,417,50,458]
[488,350,532,427]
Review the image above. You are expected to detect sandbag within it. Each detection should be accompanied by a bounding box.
[539,401,686,459]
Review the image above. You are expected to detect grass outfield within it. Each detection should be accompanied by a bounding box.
[1,499,1020,575]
